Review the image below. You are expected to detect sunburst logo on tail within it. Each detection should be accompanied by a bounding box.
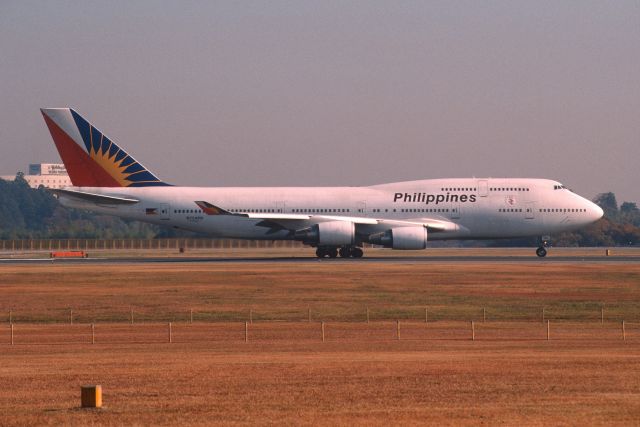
[70,110,168,187]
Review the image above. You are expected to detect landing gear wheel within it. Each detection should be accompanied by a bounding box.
[536,247,547,258]
[351,247,364,258]
[328,248,338,258]
[339,247,351,258]
[316,248,327,258]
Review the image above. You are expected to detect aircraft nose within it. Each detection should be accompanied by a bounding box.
[588,202,604,223]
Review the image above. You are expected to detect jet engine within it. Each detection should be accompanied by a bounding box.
[368,226,427,250]
[294,221,356,246]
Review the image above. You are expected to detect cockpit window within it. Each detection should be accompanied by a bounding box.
[553,184,567,190]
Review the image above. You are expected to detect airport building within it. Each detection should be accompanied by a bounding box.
[1,163,72,189]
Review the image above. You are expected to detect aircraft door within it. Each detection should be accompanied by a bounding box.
[159,203,170,220]
[276,201,285,213]
[478,180,488,197]
[451,202,461,219]
[525,202,535,220]
[357,201,367,216]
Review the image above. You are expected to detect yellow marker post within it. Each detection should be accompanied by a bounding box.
[81,385,102,408]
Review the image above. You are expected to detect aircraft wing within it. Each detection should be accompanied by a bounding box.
[253,215,459,236]
[195,201,458,233]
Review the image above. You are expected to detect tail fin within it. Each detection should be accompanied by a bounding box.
[40,108,169,187]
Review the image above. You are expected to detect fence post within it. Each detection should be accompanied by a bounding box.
[425,307,428,324]
[91,324,95,344]
[471,321,475,341]
[321,321,325,342]
[546,320,550,341]
[130,308,134,325]
[601,306,604,324]
[245,321,248,343]
[622,320,626,341]
[483,308,486,323]
[70,309,73,325]
[396,320,400,340]
[11,323,14,345]
[190,309,193,324]
[168,322,172,343]
[9,310,12,324]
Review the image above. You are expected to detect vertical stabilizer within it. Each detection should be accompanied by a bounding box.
[41,108,169,187]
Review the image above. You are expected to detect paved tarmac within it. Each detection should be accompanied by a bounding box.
[1,255,638,264]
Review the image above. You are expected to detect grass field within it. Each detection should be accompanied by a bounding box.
[1,257,640,425]
[2,259,639,323]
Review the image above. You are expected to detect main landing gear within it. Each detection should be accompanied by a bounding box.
[316,246,363,259]
[536,236,550,258]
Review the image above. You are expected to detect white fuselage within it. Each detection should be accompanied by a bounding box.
[58,178,603,244]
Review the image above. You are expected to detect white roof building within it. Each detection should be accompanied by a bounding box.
[1,163,72,189]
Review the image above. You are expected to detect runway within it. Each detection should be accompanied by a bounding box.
[1,254,639,264]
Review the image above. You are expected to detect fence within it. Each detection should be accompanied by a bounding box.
[3,304,639,345]
[4,304,639,324]
[0,238,307,251]
[3,320,638,346]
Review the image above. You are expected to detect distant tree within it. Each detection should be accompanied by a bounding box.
[594,192,618,219]
[0,178,161,239]
[554,232,582,247]
[620,202,638,213]
[620,202,640,227]
[618,223,640,246]
[576,218,616,246]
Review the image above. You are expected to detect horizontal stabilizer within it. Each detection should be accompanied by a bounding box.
[50,188,140,205]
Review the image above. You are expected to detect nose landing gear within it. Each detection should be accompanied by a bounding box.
[536,236,550,258]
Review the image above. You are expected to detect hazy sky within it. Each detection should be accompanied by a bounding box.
[1,1,638,202]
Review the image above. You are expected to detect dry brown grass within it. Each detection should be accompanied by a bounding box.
[1,260,640,425]
[1,261,639,323]
[1,339,640,426]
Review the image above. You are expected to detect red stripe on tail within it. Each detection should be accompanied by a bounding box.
[42,112,121,187]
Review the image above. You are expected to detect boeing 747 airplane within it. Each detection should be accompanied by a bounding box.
[41,108,603,258]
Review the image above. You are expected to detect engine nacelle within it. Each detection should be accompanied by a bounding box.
[295,221,355,246]
[369,226,427,250]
